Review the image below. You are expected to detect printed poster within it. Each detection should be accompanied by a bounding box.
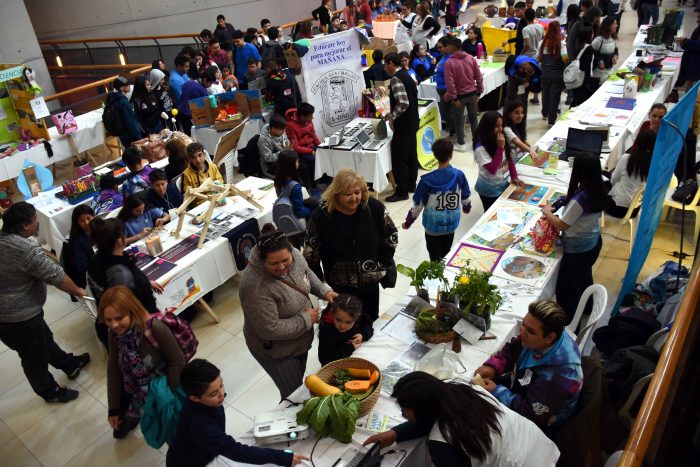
[156,266,203,312]
[302,30,365,139]
[417,100,439,170]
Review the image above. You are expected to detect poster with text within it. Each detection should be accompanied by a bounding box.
[156,266,202,313]
[302,30,364,139]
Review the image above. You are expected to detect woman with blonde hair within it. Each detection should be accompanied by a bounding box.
[304,169,398,340]
[99,286,186,439]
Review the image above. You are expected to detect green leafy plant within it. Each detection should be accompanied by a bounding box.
[397,259,450,293]
[296,393,361,443]
[449,263,503,316]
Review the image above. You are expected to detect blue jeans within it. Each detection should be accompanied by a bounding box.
[642,3,659,25]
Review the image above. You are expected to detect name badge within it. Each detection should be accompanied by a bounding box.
[518,368,533,387]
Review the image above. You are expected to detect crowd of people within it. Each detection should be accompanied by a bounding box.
[2,0,700,466]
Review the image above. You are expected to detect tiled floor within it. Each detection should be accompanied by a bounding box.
[2,4,698,466]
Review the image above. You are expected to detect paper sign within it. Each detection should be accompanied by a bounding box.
[0,66,24,83]
[30,97,50,119]
[453,318,484,345]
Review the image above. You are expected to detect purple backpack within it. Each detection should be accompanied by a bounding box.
[145,311,198,361]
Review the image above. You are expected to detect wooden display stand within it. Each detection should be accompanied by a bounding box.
[173,178,264,248]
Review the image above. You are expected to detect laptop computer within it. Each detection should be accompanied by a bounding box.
[355,130,385,151]
[332,442,381,467]
[584,126,611,153]
[560,127,605,161]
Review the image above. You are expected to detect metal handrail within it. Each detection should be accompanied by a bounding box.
[47,64,149,71]
[45,64,151,102]
[37,9,343,46]
[618,263,700,466]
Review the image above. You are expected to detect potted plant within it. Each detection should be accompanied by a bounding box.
[449,263,503,331]
[397,259,449,302]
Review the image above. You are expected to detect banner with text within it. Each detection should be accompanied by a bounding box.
[302,30,364,139]
[612,82,699,316]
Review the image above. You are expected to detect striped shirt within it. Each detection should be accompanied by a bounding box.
[389,76,409,121]
[0,233,65,323]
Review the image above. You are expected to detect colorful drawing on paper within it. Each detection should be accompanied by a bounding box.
[500,255,547,279]
[447,243,505,272]
[507,184,550,205]
[547,190,565,204]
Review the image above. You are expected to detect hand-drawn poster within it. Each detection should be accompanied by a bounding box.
[302,30,364,139]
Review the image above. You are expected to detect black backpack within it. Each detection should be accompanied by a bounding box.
[592,307,661,356]
[103,93,125,136]
[238,134,263,177]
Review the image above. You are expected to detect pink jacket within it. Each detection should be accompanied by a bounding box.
[443,51,484,101]
[284,108,320,156]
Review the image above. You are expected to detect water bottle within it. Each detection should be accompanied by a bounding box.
[477,43,484,59]
[361,54,368,67]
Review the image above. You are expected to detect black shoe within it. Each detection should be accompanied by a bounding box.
[386,193,409,202]
[44,386,79,403]
[67,353,91,380]
[530,97,540,104]
[113,417,140,439]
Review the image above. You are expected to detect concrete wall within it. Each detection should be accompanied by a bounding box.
[25,0,335,41]
[1,0,55,95]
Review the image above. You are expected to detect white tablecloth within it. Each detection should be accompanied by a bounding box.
[0,109,106,182]
[417,60,508,103]
[28,157,171,255]
[315,119,393,192]
[518,46,681,187]
[191,117,266,158]
[134,176,276,310]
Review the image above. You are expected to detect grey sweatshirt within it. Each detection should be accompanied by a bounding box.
[0,233,65,323]
[239,246,331,360]
[257,124,290,177]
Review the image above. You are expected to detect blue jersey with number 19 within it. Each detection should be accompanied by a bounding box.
[409,165,471,235]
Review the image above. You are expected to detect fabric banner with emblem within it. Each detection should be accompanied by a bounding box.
[301,30,365,139]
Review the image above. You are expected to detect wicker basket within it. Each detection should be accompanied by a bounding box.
[315,357,381,416]
[415,329,458,344]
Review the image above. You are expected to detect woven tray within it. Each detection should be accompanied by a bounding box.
[315,357,381,417]
[415,329,458,344]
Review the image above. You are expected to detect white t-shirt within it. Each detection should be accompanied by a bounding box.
[428,385,560,467]
[522,23,545,59]
[609,153,646,208]
[560,195,601,252]
[475,145,511,197]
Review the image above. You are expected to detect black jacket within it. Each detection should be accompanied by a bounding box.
[167,400,292,467]
[318,319,373,365]
[87,252,157,313]
[64,232,94,288]
[303,198,398,289]
[145,184,184,212]
[265,69,301,115]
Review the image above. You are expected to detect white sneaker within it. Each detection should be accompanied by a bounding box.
[454,143,467,152]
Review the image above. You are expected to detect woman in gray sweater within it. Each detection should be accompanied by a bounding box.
[240,224,337,400]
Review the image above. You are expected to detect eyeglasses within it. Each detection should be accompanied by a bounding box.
[259,231,286,248]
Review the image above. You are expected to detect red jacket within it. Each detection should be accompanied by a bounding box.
[444,51,484,101]
[284,108,320,156]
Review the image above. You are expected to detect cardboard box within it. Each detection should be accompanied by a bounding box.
[188,90,263,128]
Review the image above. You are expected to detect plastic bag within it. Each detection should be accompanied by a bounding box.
[530,215,558,254]
[414,343,466,380]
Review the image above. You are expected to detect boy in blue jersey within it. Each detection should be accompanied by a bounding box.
[402,138,472,260]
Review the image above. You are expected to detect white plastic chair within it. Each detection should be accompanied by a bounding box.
[172,173,183,193]
[566,284,608,351]
[663,175,700,244]
[76,292,107,359]
[603,451,623,467]
[105,206,122,219]
[601,187,645,253]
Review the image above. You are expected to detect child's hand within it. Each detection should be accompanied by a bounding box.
[496,132,506,148]
[291,453,310,466]
[401,222,409,229]
[462,202,472,214]
[348,333,363,349]
[511,178,525,188]
[140,227,153,239]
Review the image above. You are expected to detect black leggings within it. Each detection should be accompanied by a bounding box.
[556,236,603,324]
